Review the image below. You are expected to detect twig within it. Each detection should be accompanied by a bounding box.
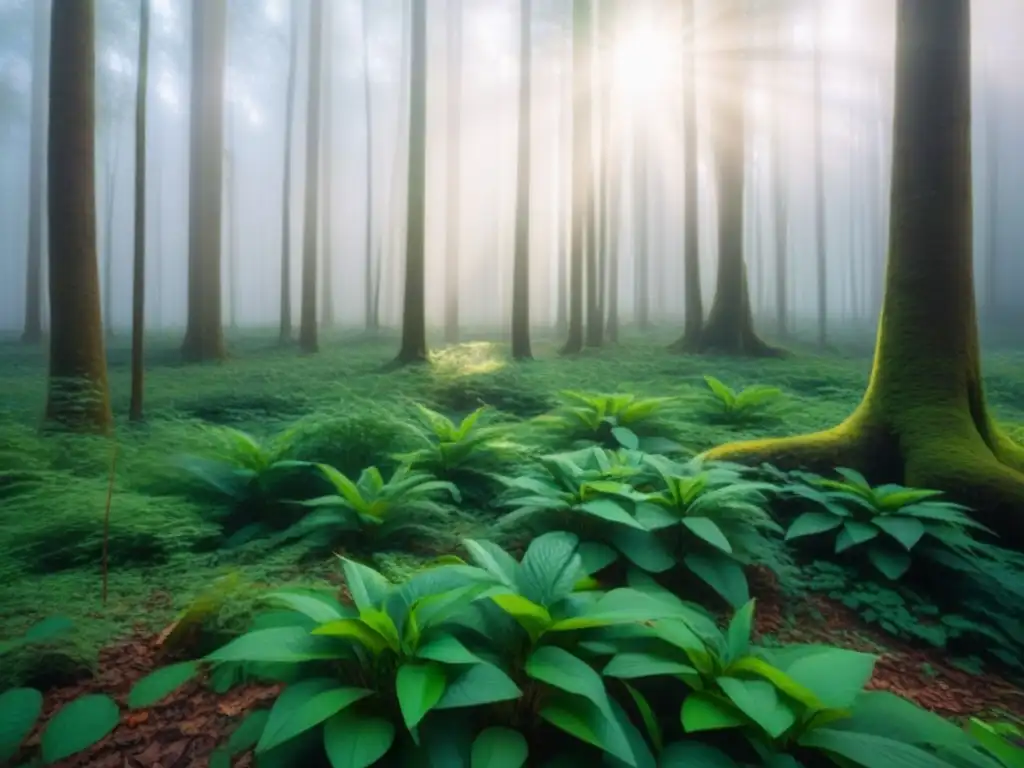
[102,440,119,606]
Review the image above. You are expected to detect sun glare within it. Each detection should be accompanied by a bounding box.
[612,19,676,110]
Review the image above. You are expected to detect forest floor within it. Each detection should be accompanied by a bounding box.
[3,326,1024,766]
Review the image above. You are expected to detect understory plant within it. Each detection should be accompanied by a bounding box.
[534,391,682,452]
[0,618,120,765]
[700,376,784,424]
[780,468,995,581]
[966,718,1024,767]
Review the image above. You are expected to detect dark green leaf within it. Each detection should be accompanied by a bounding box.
[0,688,43,762]
[470,727,528,768]
[396,662,447,731]
[128,662,200,709]
[40,694,120,764]
[323,711,396,768]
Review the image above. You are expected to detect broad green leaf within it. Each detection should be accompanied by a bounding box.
[359,609,402,652]
[471,727,528,768]
[462,539,518,588]
[128,662,200,709]
[681,517,733,554]
[23,616,74,644]
[416,635,481,665]
[836,521,881,552]
[256,679,372,754]
[683,553,749,608]
[603,652,696,679]
[224,710,270,755]
[396,662,447,731]
[323,711,396,768]
[799,728,961,768]
[718,677,797,739]
[539,694,636,767]
[340,558,392,611]
[867,547,913,580]
[614,527,676,573]
[612,427,640,451]
[578,542,620,575]
[0,688,43,762]
[40,694,120,764]
[727,657,824,710]
[725,600,755,663]
[312,619,389,654]
[579,498,648,530]
[659,741,740,767]
[831,691,973,747]
[434,663,522,709]
[265,590,347,623]
[873,516,926,551]
[681,692,746,733]
[527,646,615,719]
[518,531,583,606]
[489,593,552,638]
[786,511,844,540]
[967,719,1024,768]
[622,682,663,753]
[206,626,345,663]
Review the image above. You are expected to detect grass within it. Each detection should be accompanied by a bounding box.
[3,325,1024,692]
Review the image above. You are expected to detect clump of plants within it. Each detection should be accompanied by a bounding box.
[698,375,784,424]
[967,718,1024,767]
[534,391,683,453]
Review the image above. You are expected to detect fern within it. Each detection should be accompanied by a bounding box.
[700,375,783,423]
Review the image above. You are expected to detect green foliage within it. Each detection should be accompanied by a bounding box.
[781,468,995,581]
[278,464,472,554]
[966,718,1024,768]
[535,391,683,452]
[0,618,119,765]
[395,405,524,479]
[699,376,784,424]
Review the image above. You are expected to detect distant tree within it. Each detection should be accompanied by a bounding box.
[444,0,463,343]
[561,0,590,355]
[812,0,827,347]
[707,0,1024,550]
[585,0,608,349]
[46,0,111,433]
[361,0,378,331]
[395,0,428,364]
[633,117,650,330]
[772,11,789,340]
[299,0,324,353]
[130,0,151,423]
[510,0,533,360]
[22,0,48,345]
[320,0,335,328]
[181,0,227,362]
[278,1,299,343]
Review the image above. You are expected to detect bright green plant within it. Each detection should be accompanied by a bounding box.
[535,391,681,451]
[701,376,783,423]
[0,618,120,765]
[781,468,994,581]
[395,404,522,476]
[279,464,470,552]
[965,718,1024,768]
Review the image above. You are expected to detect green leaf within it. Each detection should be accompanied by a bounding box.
[40,694,120,764]
[396,662,447,731]
[23,616,74,644]
[266,590,347,623]
[340,558,392,611]
[683,553,749,608]
[798,728,961,768]
[725,600,755,663]
[206,626,344,663]
[128,662,200,709]
[873,516,926,551]
[539,694,636,766]
[602,653,696,679]
[527,646,614,720]
[0,688,43,763]
[836,521,881,553]
[416,635,481,666]
[967,719,1024,768]
[518,531,583,606]
[614,527,676,573]
[660,741,740,767]
[579,498,647,530]
[681,692,746,733]
[718,677,797,739]
[471,727,528,768]
[323,711,396,768]
[256,681,373,754]
[462,539,519,588]
[622,681,663,753]
[612,427,640,451]
[681,517,733,554]
[786,511,844,540]
[434,663,522,709]
[224,710,270,755]
[312,618,389,654]
[867,547,913,580]
[489,593,553,638]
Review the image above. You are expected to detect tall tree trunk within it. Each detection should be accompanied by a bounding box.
[321,0,334,328]
[299,0,324,353]
[181,0,227,362]
[386,1,413,330]
[22,0,48,345]
[812,2,827,347]
[361,0,377,330]
[511,0,532,360]
[444,0,462,343]
[152,137,163,328]
[554,42,569,334]
[984,65,999,324]
[772,15,789,340]
[278,3,299,343]
[46,0,111,433]
[605,123,621,343]
[585,0,606,348]
[633,121,650,330]
[130,0,151,423]
[395,0,428,364]
[102,135,120,336]
[561,0,589,355]
[226,101,239,330]
[673,0,702,350]
[707,0,1024,550]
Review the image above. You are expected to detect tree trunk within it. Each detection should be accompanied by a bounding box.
[510,0,532,360]
[444,0,462,343]
[984,65,999,324]
[560,0,589,354]
[46,0,111,433]
[672,0,702,350]
[278,3,299,343]
[394,0,428,364]
[226,101,239,330]
[181,0,227,362]
[130,0,151,423]
[321,0,334,328]
[706,0,1024,551]
[585,0,605,349]
[772,14,789,340]
[813,2,827,347]
[605,121,621,343]
[554,43,569,334]
[361,0,377,331]
[102,135,120,336]
[22,0,48,345]
[633,121,650,330]
[299,0,324,353]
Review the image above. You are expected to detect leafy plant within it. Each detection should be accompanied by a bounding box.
[700,376,783,423]
[781,468,994,581]
[279,464,471,553]
[0,618,120,765]
[535,391,681,451]
[966,718,1024,768]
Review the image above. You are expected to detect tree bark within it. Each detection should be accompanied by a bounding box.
[299,0,324,353]
[705,0,1024,551]
[510,0,532,360]
[812,2,827,347]
[444,0,462,343]
[278,3,299,343]
[102,134,120,336]
[633,121,650,330]
[321,0,334,328]
[361,0,377,331]
[554,41,569,334]
[984,62,999,324]
[46,0,112,433]
[130,0,151,423]
[394,0,428,364]
[22,0,48,345]
[772,15,789,340]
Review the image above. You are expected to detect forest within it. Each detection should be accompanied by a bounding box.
[2,0,1024,765]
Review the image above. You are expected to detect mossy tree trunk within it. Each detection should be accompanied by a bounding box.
[561,0,589,355]
[279,3,299,343]
[129,0,151,423]
[22,0,48,346]
[395,0,428,365]
[46,0,112,434]
[705,0,1024,551]
[181,0,227,362]
[510,0,533,361]
[444,0,462,344]
[299,0,324,354]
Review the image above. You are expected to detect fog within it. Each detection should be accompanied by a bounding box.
[0,0,1022,335]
